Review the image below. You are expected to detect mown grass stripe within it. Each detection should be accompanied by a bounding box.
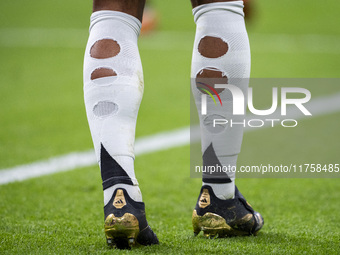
[1,92,340,185]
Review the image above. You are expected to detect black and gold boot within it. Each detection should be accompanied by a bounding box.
[104,188,159,249]
[192,185,264,238]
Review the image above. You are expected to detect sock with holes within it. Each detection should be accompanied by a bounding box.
[191,1,250,199]
[83,11,144,204]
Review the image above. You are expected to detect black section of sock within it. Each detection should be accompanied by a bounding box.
[100,144,133,189]
[202,143,232,183]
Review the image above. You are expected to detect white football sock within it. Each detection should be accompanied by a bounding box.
[83,11,144,204]
[191,1,250,200]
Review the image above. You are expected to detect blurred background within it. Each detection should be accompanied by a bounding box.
[0,0,339,167]
[0,0,339,253]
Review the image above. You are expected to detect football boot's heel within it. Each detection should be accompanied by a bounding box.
[105,213,140,249]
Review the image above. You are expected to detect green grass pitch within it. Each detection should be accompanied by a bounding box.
[0,0,339,254]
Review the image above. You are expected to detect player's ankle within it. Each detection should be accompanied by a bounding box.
[203,182,235,200]
[104,184,142,206]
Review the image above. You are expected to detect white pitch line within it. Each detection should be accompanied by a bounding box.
[0,127,193,185]
[1,92,340,185]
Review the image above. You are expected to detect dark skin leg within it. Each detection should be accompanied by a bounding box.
[90,0,146,79]
[93,0,146,22]
[91,0,241,81]
[191,0,238,8]
[93,0,236,20]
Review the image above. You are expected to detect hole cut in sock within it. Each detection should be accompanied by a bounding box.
[198,36,229,58]
[90,39,120,59]
[196,67,228,94]
[91,68,117,80]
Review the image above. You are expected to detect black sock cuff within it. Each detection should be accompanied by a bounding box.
[202,177,232,183]
[102,177,134,190]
